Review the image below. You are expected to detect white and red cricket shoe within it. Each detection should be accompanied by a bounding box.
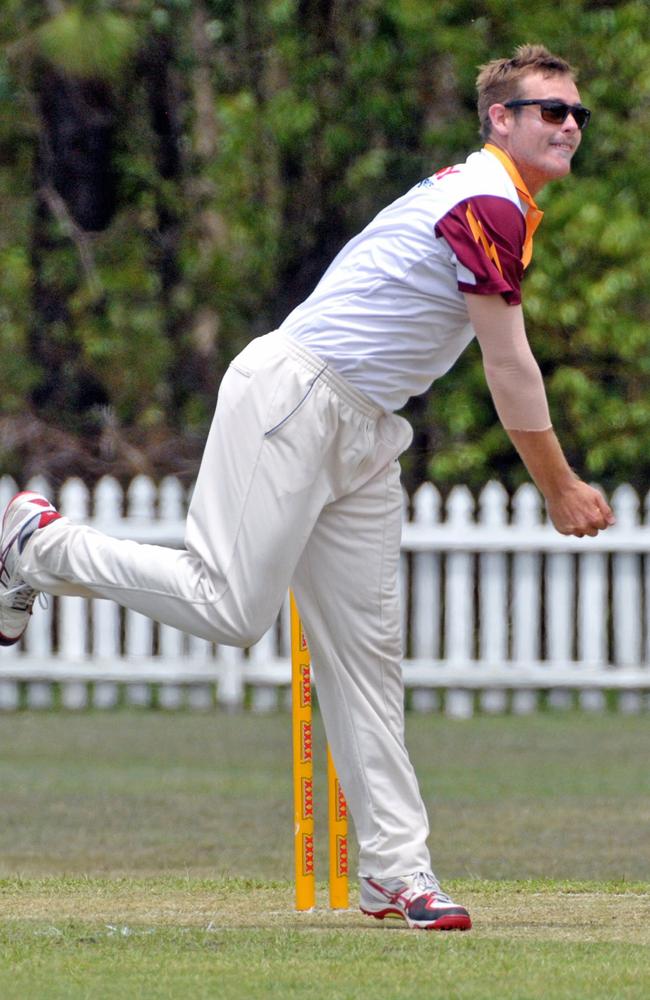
[0,491,61,645]
[360,871,472,930]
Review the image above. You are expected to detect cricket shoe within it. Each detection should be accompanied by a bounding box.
[360,871,472,930]
[0,491,61,646]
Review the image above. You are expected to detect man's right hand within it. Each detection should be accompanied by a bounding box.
[506,427,616,538]
[545,479,615,537]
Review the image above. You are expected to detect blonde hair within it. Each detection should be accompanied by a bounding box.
[476,44,577,140]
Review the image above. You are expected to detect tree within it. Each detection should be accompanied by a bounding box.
[0,0,648,496]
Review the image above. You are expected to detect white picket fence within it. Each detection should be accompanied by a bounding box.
[2,473,650,716]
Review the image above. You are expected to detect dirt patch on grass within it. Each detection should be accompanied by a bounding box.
[3,879,650,944]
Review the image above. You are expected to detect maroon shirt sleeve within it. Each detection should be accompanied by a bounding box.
[435,195,526,305]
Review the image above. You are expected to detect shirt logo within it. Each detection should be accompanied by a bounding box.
[418,166,460,188]
[434,166,460,180]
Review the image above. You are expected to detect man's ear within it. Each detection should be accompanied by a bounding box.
[488,102,511,139]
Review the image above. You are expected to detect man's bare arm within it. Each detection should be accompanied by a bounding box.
[464,293,615,537]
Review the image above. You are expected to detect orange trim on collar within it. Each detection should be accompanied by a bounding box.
[483,143,544,268]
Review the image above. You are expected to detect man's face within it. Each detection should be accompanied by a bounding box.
[497,71,584,194]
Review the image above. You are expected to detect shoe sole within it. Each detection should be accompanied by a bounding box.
[360,906,472,931]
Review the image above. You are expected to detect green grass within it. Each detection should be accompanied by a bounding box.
[1,710,650,998]
[2,877,650,999]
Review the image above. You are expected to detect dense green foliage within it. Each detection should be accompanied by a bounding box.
[0,1,649,492]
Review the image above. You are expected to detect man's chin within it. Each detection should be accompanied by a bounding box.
[544,157,573,182]
[550,148,576,170]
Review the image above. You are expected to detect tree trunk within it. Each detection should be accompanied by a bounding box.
[30,64,112,419]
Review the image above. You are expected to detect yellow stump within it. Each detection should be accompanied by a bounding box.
[327,745,349,909]
[291,593,349,911]
[291,593,315,910]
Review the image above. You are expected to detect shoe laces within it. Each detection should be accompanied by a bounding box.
[409,872,452,904]
[1,582,44,613]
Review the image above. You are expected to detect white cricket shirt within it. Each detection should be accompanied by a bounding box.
[278,144,543,411]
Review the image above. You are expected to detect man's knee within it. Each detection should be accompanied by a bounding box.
[223,604,278,649]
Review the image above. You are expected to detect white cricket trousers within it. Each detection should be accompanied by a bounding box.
[20,331,432,878]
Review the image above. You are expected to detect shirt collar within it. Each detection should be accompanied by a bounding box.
[483,143,544,268]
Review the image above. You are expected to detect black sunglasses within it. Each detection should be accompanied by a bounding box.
[504,99,591,130]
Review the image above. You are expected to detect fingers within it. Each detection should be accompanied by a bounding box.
[560,513,608,538]
[548,484,616,538]
[595,492,616,526]
[579,493,615,536]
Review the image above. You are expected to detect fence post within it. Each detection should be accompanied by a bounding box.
[57,478,90,710]
[157,476,187,710]
[612,485,642,712]
[249,624,281,712]
[411,482,441,712]
[444,486,475,718]
[124,475,157,707]
[511,485,542,714]
[478,481,508,714]
[90,476,123,709]
[401,488,410,648]
[645,489,650,669]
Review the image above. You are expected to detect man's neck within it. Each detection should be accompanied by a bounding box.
[483,142,540,204]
